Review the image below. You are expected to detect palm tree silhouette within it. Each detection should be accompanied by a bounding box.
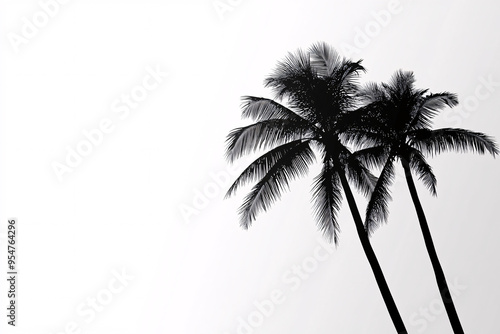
[354,70,499,334]
[225,43,408,333]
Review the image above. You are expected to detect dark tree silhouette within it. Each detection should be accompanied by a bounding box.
[225,43,408,333]
[353,70,499,334]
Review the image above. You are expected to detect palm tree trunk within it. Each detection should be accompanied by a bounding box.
[337,169,408,334]
[401,159,465,334]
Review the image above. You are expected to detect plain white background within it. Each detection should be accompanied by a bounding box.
[1,0,499,333]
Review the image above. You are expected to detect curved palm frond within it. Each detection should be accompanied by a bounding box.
[309,42,342,77]
[240,96,311,123]
[406,148,437,195]
[419,92,458,111]
[365,158,395,234]
[357,81,387,104]
[410,128,499,157]
[349,145,391,170]
[238,141,315,228]
[412,92,458,129]
[338,60,365,89]
[225,119,314,163]
[344,149,378,198]
[341,127,390,149]
[225,139,310,198]
[311,152,343,244]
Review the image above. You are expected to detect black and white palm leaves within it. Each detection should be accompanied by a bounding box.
[355,70,499,233]
[225,42,376,243]
[224,43,498,334]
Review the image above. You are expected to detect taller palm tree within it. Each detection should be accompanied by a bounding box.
[353,70,499,334]
[225,43,408,333]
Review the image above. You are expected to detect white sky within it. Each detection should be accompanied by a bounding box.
[1,0,499,333]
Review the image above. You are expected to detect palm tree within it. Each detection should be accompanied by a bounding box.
[225,43,408,333]
[353,70,499,334]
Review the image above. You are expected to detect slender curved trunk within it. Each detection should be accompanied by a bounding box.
[401,160,465,334]
[337,169,408,334]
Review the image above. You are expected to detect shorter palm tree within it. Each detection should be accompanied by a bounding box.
[351,70,499,334]
[225,43,408,333]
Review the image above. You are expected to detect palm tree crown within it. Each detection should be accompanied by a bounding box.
[352,70,498,233]
[225,42,375,243]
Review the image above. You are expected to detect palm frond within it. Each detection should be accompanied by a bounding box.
[365,159,395,234]
[311,154,343,244]
[240,96,310,122]
[420,92,458,110]
[309,42,342,77]
[413,92,458,129]
[264,69,318,123]
[344,150,378,198]
[341,128,389,149]
[338,60,365,87]
[358,81,386,103]
[264,48,312,100]
[225,119,312,163]
[410,128,499,157]
[406,148,437,195]
[225,140,310,198]
[238,141,315,228]
[350,146,391,170]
